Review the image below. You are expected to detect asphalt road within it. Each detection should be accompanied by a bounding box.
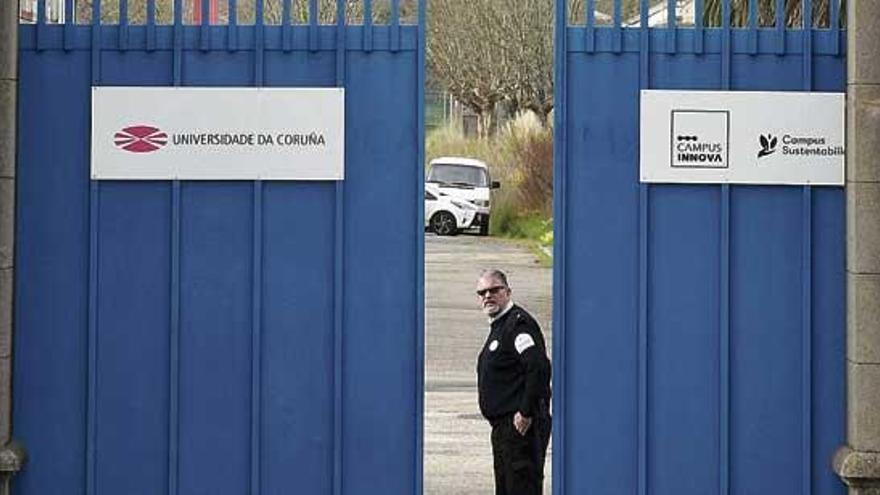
[424,233,553,495]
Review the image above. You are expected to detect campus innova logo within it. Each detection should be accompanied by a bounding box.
[114,125,168,153]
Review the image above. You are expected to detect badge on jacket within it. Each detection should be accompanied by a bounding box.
[514,333,535,354]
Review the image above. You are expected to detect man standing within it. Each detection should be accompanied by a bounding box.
[476,269,552,495]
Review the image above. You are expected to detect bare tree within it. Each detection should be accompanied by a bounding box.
[501,0,554,125]
[427,0,508,136]
[428,0,561,136]
[568,0,640,25]
[703,0,846,27]
[72,0,417,25]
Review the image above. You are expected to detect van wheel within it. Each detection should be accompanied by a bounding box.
[431,211,458,236]
[479,217,490,236]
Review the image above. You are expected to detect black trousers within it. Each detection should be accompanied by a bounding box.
[490,414,552,495]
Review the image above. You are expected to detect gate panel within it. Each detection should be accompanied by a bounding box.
[96,183,171,495]
[811,187,846,493]
[556,2,846,494]
[342,51,419,494]
[729,186,804,494]
[178,183,255,495]
[262,182,336,494]
[648,186,720,495]
[563,52,641,494]
[15,51,91,495]
[15,3,425,494]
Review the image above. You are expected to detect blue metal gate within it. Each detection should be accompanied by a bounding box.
[554,1,846,494]
[14,1,424,494]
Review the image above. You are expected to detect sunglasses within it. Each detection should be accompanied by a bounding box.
[476,286,507,297]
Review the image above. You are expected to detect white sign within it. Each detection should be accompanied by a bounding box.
[640,90,844,185]
[92,87,344,180]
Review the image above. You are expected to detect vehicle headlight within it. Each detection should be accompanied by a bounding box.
[471,200,489,207]
[451,200,476,210]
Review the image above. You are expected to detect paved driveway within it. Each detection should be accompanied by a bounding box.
[424,233,552,494]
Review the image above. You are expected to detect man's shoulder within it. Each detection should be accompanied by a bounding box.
[511,304,536,321]
[508,305,541,332]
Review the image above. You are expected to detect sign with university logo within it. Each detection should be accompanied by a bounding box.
[640,90,844,186]
[91,87,345,180]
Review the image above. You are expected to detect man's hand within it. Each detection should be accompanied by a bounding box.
[513,411,532,436]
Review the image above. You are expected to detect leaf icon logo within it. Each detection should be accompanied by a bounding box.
[758,134,777,158]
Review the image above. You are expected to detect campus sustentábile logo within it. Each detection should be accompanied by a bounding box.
[758,134,777,158]
[114,125,168,153]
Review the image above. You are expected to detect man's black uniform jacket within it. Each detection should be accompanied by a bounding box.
[477,304,551,422]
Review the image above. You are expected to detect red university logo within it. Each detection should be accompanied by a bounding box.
[114,125,168,153]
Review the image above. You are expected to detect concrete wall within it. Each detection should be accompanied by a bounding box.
[0,1,25,492]
[835,1,880,493]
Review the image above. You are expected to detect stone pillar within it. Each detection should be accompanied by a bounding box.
[834,1,880,493]
[0,1,25,493]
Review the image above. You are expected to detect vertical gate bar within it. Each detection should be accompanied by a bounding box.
[170,3,183,495]
[638,189,649,495]
[363,0,373,52]
[801,187,813,495]
[250,3,265,495]
[585,0,595,53]
[250,182,264,495]
[775,0,785,54]
[803,0,813,84]
[64,0,74,50]
[414,1,426,492]
[200,0,210,50]
[173,0,182,85]
[720,2,732,492]
[228,0,239,51]
[255,0,264,86]
[830,0,839,55]
[86,5,104,492]
[804,0,812,29]
[36,0,46,51]
[120,0,129,50]
[551,0,567,492]
[637,2,649,495]
[86,185,99,495]
[169,181,181,495]
[721,0,730,89]
[801,3,813,493]
[282,0,292,52]
[147,0,157,52]
[748,0,758,54]
[336,0,346,95]
[308,0,318,52]
[720,185,730,495]
[390,0,400,53]
[666,0,676,53]
[612,0,622,53]
[695,0,704,53]
[333,2,347,495]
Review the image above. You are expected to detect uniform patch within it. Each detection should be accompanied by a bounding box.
[489,340,499,352]
[514,333,535,354]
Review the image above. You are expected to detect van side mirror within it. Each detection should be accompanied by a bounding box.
[491,181,501,189]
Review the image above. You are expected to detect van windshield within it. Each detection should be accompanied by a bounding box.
[427,164,489,187]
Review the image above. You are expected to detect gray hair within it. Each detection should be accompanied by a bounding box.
[480,269,509,288]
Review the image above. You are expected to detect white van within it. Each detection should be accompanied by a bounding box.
[426,157,500,236]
